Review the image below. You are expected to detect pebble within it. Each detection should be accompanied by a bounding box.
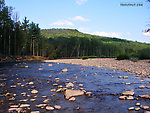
[43,99,51,103]
[10,105,19,108]
[141,106,149,110]
[119,96,127,100]
[69,97,76,101]
[79,84,83,87]
[123,76,128,79]
[21,92,26,96]
[122,90,134,96]
[126,83,131,85]
[136,103,140,106]
[128,107,134,111]
[19,99,28,102]
[30,99,36,102]
[20,104,30,108]
[46,106,54,111]
[28,82,34,85]
[127,96,134,100]
[24,66,29,68]
[10,85,16,88]
[62,68,68,72]
[9,97,15,101]
[86,92,92,96]
[48,64,52,66]
[42,96,47,98]
[66,82,74,88]
[50,89,56,92]
[36,104,47,108]
[54,105,61,110]
[31,90,38,94]
[66,79,70,81]
[135,107,140,111]
[138,85,146,89]
[118,76,122,79]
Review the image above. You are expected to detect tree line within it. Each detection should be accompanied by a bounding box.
[0,0,42,58]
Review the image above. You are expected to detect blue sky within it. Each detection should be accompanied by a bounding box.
[5,0,150,43]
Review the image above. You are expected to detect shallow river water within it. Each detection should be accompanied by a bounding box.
[0,61,150,113]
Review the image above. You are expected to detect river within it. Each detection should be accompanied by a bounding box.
[0,61,150,113]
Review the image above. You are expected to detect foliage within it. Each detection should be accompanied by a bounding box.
[138,48,150,59]
[117,54,130,60]
[81,56,89,60]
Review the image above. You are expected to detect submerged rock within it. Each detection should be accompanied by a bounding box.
[46,106,54,111]
[69,97,76,101]
[128,107,134,111]
[20,104,30,108]
[54,105,61,110]
[62,68,68,72]
[66,82,74,88]
[43,99,51,103]
[64,89,84,99]
[31,90,38,94]
[119,96,127,100]
[122,90,134,96]
[138,85,146,89]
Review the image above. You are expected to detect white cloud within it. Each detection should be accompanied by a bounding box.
[70,16,89,22]
[92,31,123,38]
[76,0,88,5]
[50,20,74,26]
[78,27,89,32]
[143,30,150,36]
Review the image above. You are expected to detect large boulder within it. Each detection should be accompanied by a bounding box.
[64,89,84,99]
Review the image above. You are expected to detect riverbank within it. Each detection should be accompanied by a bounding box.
[46,58,150,78]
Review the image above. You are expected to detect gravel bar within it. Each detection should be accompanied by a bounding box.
[46,58,150,78]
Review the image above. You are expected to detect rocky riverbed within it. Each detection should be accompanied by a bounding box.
[0,61,150,113]
[48,58,150,78]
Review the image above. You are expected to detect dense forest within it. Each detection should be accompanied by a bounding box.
[0,0,150,60]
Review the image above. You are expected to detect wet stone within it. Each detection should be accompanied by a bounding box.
[122,90,134,96]
[69,97,76,102]
[79,84,83,87]
[50,89,56,92]
[119,96,127,100]
[127,96,134,100]
[86,92,92,96]
[43,99,51,103]
[20,104,30,108]
[136,103,140,106]
[141,106,149,110]
[62,68,68,72]
[128,107,134,111]
[138,85,146,89]
[54,105,61,110]
[46,106,54,111]
[66,82,74,88]
[135,107,140,111]
[31,90,38,94]
[36,104,47,108]
[30,99,36,102]
[65,89,84,99]
[10,105,19,108]
[123,76,128,79]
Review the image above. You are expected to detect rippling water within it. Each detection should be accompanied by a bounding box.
[0,61,150,113]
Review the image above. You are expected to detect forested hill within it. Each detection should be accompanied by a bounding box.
[40,29,142,43]
[40,29,150,59]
